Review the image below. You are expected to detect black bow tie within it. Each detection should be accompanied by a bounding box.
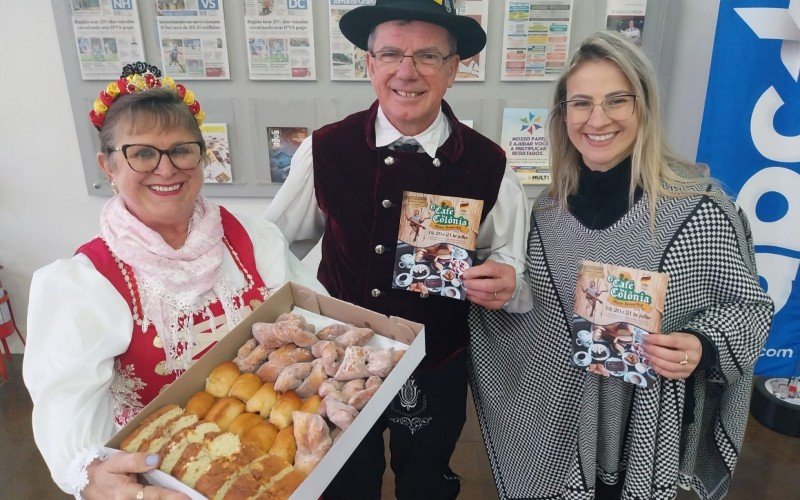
[392,141,420,153]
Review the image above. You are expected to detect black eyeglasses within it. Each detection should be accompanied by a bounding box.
[370,50,455,75]
[559,94,637,124]
[111,141,205,173]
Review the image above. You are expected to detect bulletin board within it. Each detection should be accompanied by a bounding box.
[51,0,678,199]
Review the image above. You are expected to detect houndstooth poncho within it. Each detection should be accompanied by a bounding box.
[469,182,773,500]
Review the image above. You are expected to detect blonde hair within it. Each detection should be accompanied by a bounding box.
[547,31,709,222]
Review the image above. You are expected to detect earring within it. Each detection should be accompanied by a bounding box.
[110,182,119,195]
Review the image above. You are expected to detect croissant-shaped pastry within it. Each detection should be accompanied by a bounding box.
[312,340,344,377]
[333,327,374,348]
[316,323,350,341]
[348,376,382,410]
[252,322,285,349]
[273,362,313,392]
[318,378,344,400]
[295,358,328,399]
[235,344,272,374]
[255,345,314,382]
[334,346,371,381]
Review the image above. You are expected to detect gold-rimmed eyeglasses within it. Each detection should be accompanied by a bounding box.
[559,94,637,124]
[370,50,455,75]
[111,141,205,173]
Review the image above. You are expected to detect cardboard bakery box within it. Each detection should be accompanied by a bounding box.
[106,282,425,499]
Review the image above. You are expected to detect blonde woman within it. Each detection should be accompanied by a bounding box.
[469,32,773,499]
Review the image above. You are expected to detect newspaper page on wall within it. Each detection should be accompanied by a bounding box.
[455,0,489,81]
[244,0,316,80]
[155,0,231,80]
[71,0,146,80]
[329,0,375,81]
[501,0,574,81]
[500,108,550,184]
[606,0,647,47]
[200,123,233,183]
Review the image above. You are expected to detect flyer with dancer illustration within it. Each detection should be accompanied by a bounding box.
[571,260,669,387]
[392,192,483,300]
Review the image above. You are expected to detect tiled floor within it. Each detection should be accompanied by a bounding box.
[3,354,798,499]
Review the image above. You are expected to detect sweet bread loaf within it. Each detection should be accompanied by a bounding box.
[219,454,293,500]
[269,391,302,429]
[185,391,217,419]
[205,397,246,431]
[268,425,296,465]
[241,421,279,453]
[159,421,221,474]
[138,412,199,454]
[206,362,242,398]
[227,412,264,438]
[229,373,263,402]
[245,381,277,416]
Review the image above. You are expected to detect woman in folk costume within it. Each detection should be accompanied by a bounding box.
[469,33,773,499]
[23,62,325,499]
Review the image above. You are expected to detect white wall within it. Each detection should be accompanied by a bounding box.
[0,1,713,353]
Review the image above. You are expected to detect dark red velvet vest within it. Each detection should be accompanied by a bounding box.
[312,100,506,367]
[76,207,269,424]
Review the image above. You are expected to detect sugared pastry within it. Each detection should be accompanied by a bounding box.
[295,359,327,399]
[292,411,332,476]
[273,362,313,392]
[334,346,371,381]
[255,345,315,382]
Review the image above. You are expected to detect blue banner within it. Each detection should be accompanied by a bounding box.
[697,0,800,376]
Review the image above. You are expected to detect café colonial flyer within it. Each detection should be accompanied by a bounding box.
[392,192,483,300]
[572,260,669,387]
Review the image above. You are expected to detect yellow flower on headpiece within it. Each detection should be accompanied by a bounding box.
[183,90,196,105]
[129,73,146,90]
[93,100,108,114]
[161,76,176,89]
[106,81,120,97]
[194,110,205,125]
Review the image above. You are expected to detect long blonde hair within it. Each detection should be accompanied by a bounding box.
[547,32,709,221]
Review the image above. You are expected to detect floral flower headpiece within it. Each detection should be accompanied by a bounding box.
[89,61,205,131]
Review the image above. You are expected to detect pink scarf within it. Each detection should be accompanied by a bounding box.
[100,195,240,371]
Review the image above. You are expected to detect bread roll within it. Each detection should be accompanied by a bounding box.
[204,396,245,431]
[245,381,277,415]
[227,412,264,438]
[228,373,263,402]
[206,361,241,398]
[269,391,302,429]
[268,425,297,464]
[120,404,183,452]
[241,421,279,453]
[185,391,217,419]
[299,394,322,414]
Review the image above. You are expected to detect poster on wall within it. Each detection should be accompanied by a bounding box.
[71,0,146,80]
[605,0,647,47]
[455,0,489,81]
[501,0,573,81]
[244,0,316,80]
[697,0,800,376]
[267,126,308,183]
[328,0,375,81]
[500,108,550,184]
[200,123,233,184]
[155,0,231,79]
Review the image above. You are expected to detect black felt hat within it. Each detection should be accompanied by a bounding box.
[339,0,486,59]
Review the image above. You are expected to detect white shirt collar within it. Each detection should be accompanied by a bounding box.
[374,106,452,158]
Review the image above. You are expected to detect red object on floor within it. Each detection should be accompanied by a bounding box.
[0,283,25,380]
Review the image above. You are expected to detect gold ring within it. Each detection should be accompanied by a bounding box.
[136,488,145,500]
[679,352,688,366]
